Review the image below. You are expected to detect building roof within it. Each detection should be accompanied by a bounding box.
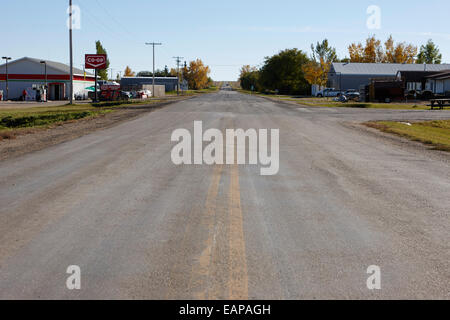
[331,63,450,76]
[425,70,450,80]
[396,71,443,82]
[122,77,178,80]
[0,57,93,76]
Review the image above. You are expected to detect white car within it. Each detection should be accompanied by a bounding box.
[137,90,152,99]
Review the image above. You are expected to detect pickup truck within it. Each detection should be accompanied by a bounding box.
[316,88,342,98]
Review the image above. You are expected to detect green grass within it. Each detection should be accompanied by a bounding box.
[366,120,450,151]
[0,92,209,140]
[238,90,428,110]
[0,104,112,133]
[0,98,169,133]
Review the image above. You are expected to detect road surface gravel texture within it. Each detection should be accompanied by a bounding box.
[0,90,449,299]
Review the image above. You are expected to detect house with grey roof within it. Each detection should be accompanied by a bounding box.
[425,71,450,96]
[328,63,450,92]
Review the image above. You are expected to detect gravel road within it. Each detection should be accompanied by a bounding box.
[0,90,449,299]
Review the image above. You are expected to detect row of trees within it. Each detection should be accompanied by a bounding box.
[239,37,443,94]
[93,41,213,89]
[348,36,441,64]
[122,59,212,90]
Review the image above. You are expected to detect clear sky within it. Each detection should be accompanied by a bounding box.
[2,0,450,80]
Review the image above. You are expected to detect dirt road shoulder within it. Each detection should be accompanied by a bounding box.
[0,96,194,162]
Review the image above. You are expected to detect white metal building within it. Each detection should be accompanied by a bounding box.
[328,63,450,91]
[0,57,95,100]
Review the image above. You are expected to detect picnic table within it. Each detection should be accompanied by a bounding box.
[429,99,450,110]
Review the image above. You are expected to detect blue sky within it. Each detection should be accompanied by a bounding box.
[2,0,450,80]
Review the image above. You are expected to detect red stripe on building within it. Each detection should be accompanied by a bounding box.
[0,74,95,81]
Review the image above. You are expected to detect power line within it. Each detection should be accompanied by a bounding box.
[173,56,184,95]
[145,42,162,98]
[78,0,136,44]
[93,0,137,40]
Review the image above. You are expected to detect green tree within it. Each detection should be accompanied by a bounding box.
[95,40,110,80]
[303,39,338,87]
[137,71,152,77]
[137,68,171,77]
[239,65,260,91]
[417,39,442,64]
[258,49,310,95]
[311,39,338,64]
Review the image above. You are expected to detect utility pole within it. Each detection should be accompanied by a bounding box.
[69,0,74,104]
[145,42,162,97]
[2,57,11,100]
[40,61,47,101]
[40,61,47,88]
[173,56,184,96]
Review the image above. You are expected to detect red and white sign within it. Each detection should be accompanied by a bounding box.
[85,54,107,69]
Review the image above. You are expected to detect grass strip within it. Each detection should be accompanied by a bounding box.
[366,120,450,152]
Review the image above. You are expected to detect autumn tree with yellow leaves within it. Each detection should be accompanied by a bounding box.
[348,35,417,63]
[124,66,136,77]
[182,59,211,90]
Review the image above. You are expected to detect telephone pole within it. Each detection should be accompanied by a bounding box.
[145,42,162,97]
[173,56,184,96]
[69,0,74,104]
[2,57,11,100]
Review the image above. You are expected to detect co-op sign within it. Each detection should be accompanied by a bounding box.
[85,54,107,69]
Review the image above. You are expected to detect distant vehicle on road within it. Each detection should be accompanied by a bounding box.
[316,88,342,98]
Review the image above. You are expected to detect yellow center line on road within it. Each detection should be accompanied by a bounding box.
[190,164,224,299]
[228,164,249,300]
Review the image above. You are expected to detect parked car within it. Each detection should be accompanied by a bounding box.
[344,89,360,101]
[121,91,133,99]
[137,90,152,99]
[316,88,342,98]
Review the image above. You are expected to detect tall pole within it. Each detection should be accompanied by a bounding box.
[69,0,74,104]
[145,42,162,97]
[173,56,183,96]
[2,57,11,100]
[94,69,98,102]
[40,61,47,89]
[5,59,7,101]
[40,61,47,102]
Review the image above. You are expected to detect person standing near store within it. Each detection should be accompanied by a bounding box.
[22,89,28,101]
